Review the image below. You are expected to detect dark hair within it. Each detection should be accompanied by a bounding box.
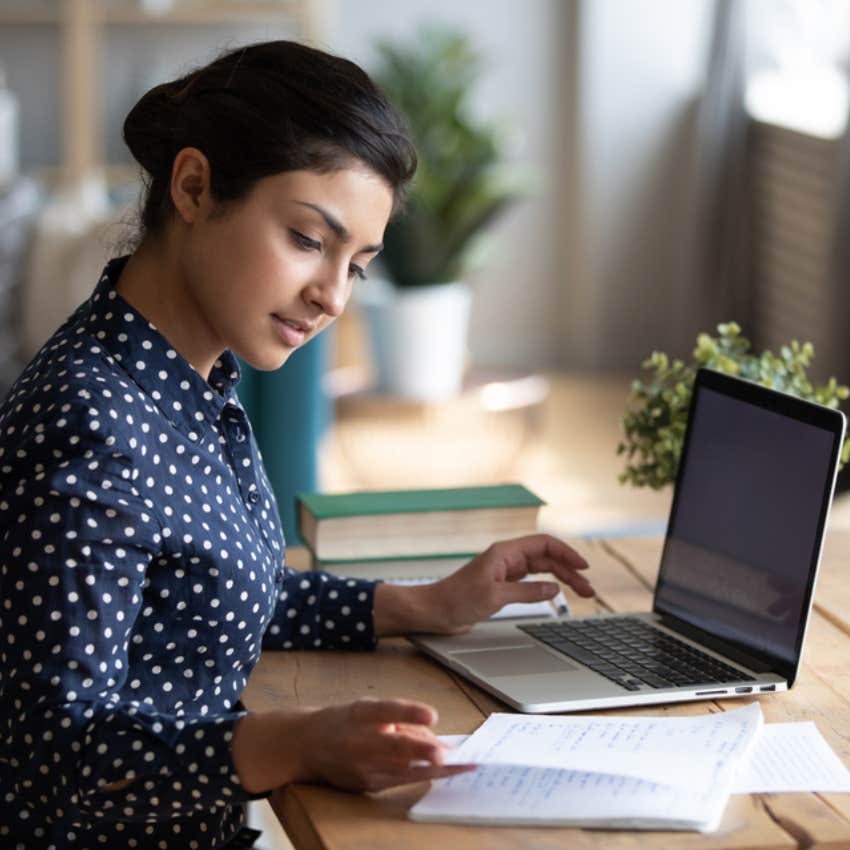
[123,40,417,242]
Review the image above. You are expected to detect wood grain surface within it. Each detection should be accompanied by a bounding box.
[242,534,850,849]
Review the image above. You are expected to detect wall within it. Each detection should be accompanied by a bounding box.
[563,0,716,370]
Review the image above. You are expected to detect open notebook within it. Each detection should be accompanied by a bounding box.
[410,703,763,832]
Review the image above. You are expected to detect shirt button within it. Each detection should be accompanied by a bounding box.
[248,490,260,505]
[235,427,246,443]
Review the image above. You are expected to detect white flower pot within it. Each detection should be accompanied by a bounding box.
[356,279,472,402]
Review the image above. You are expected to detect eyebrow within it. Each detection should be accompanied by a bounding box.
[293,201,383,254]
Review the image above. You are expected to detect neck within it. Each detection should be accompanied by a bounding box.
[115,233,223,380]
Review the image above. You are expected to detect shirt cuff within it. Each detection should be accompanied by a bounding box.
[263,570,377,650]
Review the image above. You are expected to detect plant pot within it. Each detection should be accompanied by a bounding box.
[356,279,472,401]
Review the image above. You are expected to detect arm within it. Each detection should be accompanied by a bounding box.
[374,534,595,636]
[262,569,379,651]
[231,699,472,795]
[0,412,256,822]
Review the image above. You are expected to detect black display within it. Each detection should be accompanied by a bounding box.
[655,374,841,679]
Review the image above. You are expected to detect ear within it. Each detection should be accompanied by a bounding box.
[170,147,212,225]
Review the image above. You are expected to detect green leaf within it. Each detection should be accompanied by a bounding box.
[372,26,530,287]
[618,322,850,488]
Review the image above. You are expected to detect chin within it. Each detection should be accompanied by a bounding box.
[237,347,293,372]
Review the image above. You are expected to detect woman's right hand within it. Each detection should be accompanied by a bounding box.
[232,698,474,795]
[297,697,474,791]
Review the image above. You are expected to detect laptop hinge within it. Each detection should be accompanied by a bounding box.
[655,612,775,674]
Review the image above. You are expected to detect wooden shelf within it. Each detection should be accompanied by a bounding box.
[3,0,321,185]
[0,2,300,24]
[103,2,303,25]
[0,9,60,24]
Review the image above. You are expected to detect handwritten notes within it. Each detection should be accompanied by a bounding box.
[410,703,763,831]
[443,703,760,791]
[441,720,850,795]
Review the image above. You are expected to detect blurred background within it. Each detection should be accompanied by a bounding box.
[2,0,850,544]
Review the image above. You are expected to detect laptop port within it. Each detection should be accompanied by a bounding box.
[734,686,753,693]
[760,684,776,692]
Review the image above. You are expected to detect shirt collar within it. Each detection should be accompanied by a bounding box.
[82,256,243,433]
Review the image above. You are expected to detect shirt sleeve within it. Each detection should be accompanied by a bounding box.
[0,404,256,829]
[262,569,378,651]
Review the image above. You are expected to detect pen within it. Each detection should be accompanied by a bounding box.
[553,590,570,617]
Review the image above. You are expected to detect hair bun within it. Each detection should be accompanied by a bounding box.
[122,80,184,176]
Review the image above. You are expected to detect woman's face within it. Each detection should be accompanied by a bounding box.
[179,163,394,372]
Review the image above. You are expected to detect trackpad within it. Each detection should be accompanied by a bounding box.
[453,646,579,677]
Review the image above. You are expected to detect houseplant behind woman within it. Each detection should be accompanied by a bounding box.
[358,27,525,401]
[0,40,594,848]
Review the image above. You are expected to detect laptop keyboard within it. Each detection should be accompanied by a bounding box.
[520,617,758,691]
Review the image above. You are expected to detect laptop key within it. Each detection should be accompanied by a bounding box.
[547,643,600,666]
[639,674,672,688]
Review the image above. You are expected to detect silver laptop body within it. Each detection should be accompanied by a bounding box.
[410,369,846,713]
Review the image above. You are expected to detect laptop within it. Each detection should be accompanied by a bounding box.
[410,368,846,712]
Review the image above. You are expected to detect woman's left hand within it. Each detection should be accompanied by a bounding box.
[373,533,594,637]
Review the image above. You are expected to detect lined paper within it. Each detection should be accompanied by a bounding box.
[731,722,850,793]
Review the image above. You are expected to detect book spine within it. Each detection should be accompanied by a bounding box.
[310,554,472,582]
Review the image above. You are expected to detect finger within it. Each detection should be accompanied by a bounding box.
[496,535,589,581]
[373,729,446,766]
[402,762,478,783]
[497,580,560,607]
[365,762,477,792]
[392,722,452,746]
[350,697,438,728]
[520,557,595,597]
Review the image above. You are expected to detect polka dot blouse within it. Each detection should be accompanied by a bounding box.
[0,256,378,849]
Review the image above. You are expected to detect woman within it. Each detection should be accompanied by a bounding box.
[0,41,593,849]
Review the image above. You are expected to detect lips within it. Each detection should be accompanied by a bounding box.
[271,314,313,348]
[274,315,312,332]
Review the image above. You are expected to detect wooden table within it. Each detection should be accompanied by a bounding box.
[242,535,850,850]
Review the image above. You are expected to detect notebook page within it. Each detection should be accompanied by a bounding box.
[442,719,850,795]
[410,763,729,831]
[445,702,763,792]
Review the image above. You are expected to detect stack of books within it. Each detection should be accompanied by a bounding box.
[296,483,545,581]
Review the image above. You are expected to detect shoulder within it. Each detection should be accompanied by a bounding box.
[0,327,151,472]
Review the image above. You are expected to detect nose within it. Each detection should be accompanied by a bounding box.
[305,263,349,318]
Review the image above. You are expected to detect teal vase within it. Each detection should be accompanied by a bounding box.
[237,331,331,545]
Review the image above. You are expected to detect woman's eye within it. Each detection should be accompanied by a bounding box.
[349,264,367,281]
[290,230,321,251]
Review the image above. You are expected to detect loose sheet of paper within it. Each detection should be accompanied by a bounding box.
[445,701,762,792]
[731,722,850,793]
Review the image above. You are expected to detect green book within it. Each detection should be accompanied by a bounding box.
[296,484,544,561]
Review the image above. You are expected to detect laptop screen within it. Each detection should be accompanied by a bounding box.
[654,371,843,682]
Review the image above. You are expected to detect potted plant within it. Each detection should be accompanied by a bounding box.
[618,322,850,489]
[358,26,526,401]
